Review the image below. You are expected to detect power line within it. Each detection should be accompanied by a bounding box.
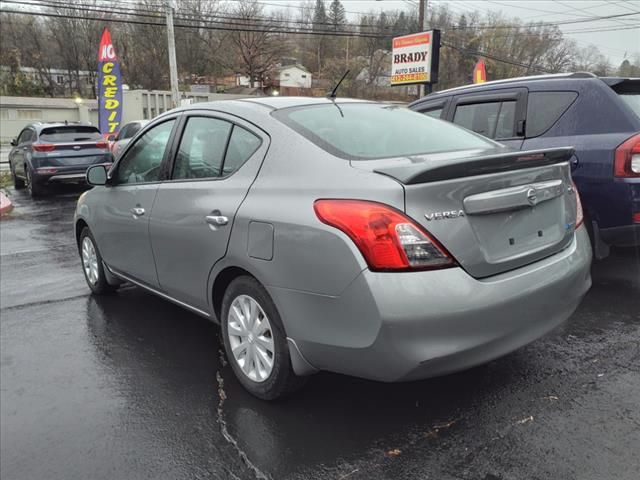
[0,4,572,73]
[0,2,389,37]
[5,0,405,34]
[442,41,554,73]
[12,0,640,32]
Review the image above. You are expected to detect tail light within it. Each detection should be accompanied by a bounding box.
[573,181,584,228]
[95,141,109,149]
[314,199,455,271]
[33,143,55,152]
[614,133,640,178]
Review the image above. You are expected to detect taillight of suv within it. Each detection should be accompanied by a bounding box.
[32,144,56,152]
[614,133,640,178]
[314,199,455,271]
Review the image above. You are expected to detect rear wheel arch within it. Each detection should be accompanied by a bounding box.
[212,266,256,322]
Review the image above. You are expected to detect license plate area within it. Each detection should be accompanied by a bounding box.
[470,199,567,263]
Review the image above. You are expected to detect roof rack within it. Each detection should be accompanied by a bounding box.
[33,121,92,126]
[430,72,597,96]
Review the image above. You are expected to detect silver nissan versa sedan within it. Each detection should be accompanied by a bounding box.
[75,97,592,400]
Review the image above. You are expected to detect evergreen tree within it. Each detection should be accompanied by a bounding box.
[328,0,346,31]
[312,0,327,31]
[312,0,328,72]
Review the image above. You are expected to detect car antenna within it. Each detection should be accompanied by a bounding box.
[327,70,350,100]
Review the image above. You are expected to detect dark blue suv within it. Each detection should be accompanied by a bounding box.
[9,122,112,198]
[410,73,640,258]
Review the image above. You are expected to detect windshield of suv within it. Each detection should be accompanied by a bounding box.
[273,103,498,160]
[39,126,103,142]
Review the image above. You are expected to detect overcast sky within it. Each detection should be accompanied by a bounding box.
[260,0,640,66]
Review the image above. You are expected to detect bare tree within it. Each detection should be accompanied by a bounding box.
[230,0,280,88]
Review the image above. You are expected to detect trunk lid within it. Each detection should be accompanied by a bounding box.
[353,147,578,278]
[35,141,111,167]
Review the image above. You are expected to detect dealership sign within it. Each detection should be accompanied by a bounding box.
[390,30,440,86]
[97,28,123,135]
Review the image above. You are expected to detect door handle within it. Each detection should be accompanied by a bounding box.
[205,215,229,226]
[130,207,145,217]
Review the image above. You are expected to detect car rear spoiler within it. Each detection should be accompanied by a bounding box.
[373,147,575,185]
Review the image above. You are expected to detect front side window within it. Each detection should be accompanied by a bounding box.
[173,117,232,180]
[273,103,496,160]
[17,129,33,144]
[117,119,175,184]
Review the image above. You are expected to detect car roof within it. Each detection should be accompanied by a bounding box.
[178,96,372,113]
[411,73,639,105]
[26,122,98,132]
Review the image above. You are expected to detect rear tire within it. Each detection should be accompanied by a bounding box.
[26,167,44,198]
[79,227,117,295]
[221,276,306,400]
[12,166,25,190]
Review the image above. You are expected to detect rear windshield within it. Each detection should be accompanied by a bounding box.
[611,80,640,119]
[273,103,497,160]
[39,126,102,142]
[618,94,640,118]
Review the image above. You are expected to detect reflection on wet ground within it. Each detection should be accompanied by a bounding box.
[1,187,639,480]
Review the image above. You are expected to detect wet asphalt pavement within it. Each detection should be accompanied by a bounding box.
[1,187,639,480]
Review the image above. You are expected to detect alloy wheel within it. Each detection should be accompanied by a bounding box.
[227,294,275,383]
[81,236,99,286]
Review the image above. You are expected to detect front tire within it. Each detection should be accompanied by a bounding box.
[79,227,117,295]
[221,276,306,400]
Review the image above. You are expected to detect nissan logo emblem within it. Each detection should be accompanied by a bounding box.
[526,188,538,206]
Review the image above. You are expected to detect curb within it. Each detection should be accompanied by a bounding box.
[0,191,13,216]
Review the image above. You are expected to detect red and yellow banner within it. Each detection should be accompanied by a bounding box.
[473,58,487,84]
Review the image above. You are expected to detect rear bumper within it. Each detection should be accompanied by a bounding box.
[33,163,112,185]
[599,223,640,248]
[270,226,592,382]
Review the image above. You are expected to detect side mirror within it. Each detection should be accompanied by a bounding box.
[107,134,117,142]
[86,165,108,186]
[10,138,17,146]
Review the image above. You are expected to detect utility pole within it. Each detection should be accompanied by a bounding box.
[418,0,429,98]
[165,0,180,109]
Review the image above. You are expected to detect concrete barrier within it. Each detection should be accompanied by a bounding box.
[0,191,13,216]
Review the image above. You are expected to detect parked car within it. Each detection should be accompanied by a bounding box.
[108,120,149,159]
[75,98,592,400]
[9,122,112,197]
[410,72,640,258]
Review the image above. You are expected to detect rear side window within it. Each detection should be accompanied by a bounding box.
[39,126,102,142]
[173,117,232,180]
[223,126,261,176]
[526,92,578,138]
[423,108,443,119]
[453,101,517,139]
[273,104,495,160]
